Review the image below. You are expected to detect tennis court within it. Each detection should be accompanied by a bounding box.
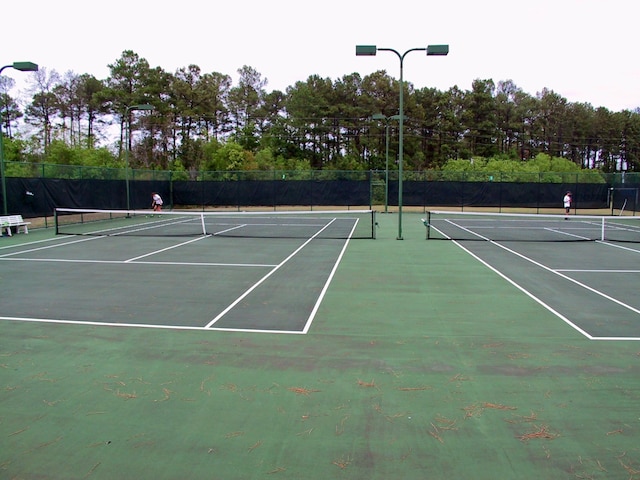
[426,210,640,340]
[1,209,376,333]
[1,210,639,480]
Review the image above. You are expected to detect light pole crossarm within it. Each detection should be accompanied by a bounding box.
[356,44,448,239]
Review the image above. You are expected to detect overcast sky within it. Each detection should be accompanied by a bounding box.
[3,0,639,112]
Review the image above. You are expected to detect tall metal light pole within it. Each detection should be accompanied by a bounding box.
[0,61,39,215]
[124,104,153,211]
[372,113,400,213]
[357,45,448,239]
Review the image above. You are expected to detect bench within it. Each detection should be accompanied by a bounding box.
[0,215,30,236]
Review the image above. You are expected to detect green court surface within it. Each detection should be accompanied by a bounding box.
[1,212,639,479]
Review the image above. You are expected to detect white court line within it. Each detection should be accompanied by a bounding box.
[450,238,640,341]
[301,219,359,334]
[556,269,640,273]
[450,240,595,340]
[205,218,338,329]
[490,241,640,316]
[596,240,640,254]
[0,316,304,335]
[543,226,591,240]
[1,219,350,334]
[0,235,72,251]
[0,232,275,267]
[125,235,211,262]
[212,224,247,235]
[0,235,104,257]
[0,257,276,268]
[76,215,196,237]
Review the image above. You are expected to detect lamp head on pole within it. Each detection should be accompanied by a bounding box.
[372,113,401,123]
[426,45,449,56]
[356,45,377,56]
[127,103,154,112]
[355,44,448,240]
[12,61,39,72]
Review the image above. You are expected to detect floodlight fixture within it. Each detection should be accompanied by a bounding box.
[356,44,448,239]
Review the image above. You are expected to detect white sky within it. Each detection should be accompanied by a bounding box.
[4,0,639,112]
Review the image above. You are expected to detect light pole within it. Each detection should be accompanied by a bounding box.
[357,45,448,239]
[0,61,39,215]
[124,104,153,211]
[372,113,400,213]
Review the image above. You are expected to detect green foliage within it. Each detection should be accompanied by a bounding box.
[5,162,38,177]
[200,139,224,171]
[1,136,29,162]
[440,153,606,183]
[46,140,81,165]
[253,147,274,169]
[9,49,640,175]
[3,137,116,178]
[43,141,120,171]
[214,141,246,171]
[82,147,119,168]
[324,154,367,172]
[168,159,190,180]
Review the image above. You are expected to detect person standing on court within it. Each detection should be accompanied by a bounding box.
[151,192,163,212]
[563,191,572,219]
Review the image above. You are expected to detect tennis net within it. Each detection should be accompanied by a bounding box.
[54,208,377,239]
[424,210,640,242]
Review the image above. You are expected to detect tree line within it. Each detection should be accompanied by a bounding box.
[1,49,639,178]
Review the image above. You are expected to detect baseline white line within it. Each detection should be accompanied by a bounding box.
[556,269,640,273]
[590,335,640,341]
[125,235,211,262]
[450,240,595,340]
[301,221,358,334]
[204,219,337,329]
[0,316,304,334]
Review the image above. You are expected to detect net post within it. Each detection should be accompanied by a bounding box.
[200,212,207,235]
[608,187,613,215]
[54,208,59,235]
[601,216,605,241]
[426,212,431,240]
[372,210,377,239]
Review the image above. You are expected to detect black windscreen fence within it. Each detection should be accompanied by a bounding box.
[610,187,639,212]
[400,181,611,209]
[172,180,371,207]
[2,177,628,218]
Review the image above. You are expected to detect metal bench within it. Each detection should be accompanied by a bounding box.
[0,215,31,236]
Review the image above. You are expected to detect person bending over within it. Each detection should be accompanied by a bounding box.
[151,192,163,212]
